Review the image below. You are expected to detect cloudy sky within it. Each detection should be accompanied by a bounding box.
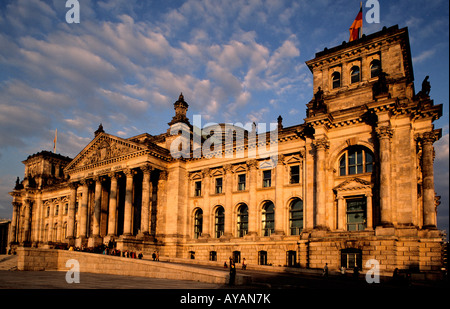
[0,0,448,234]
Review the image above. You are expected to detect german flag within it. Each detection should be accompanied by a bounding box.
[349,4,363,42]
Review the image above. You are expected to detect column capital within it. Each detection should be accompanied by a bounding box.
[123,168,136,177]
[376,126,393,139]
[201,168,211,178]
[421,131,439,144]
[312,137,329,150]
[140,164,153,174]
[246,159,258,170]
[223,164,233,174]
[108,171,120,179]
[159,170,168,181]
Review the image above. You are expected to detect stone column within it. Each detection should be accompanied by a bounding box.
[247,159,258,236]
[140,165,152,236]
[223,164,233,237]
[337,196,345,230]
[366,192,373,229]
[92,176,102,237]
[107,173,119,236]
[421,131,437,228]
[376,126,393,226]
[201,168,211,238]
[274,155,285,235]
[23,199,32,244]
[67,182,78,243]
[123,169,134,236]
[10,202,20,243]
[313,138,329,229]
[79,180,89,239]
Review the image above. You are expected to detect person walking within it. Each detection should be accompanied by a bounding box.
[229,257,236,285]
[323,263,329,278]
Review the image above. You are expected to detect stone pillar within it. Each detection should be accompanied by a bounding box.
[107,173,119,236]
[247,159,258,236]
[376,126,393,226]
[223,164,233,237]
[313,138,329,229]
[337,196,346,230]
[67,182,78,244]
[23,199,32,244]
[33,193,43,246]
[274,155,285,235]
[92,177,102,237]
[421,131,437,228]
[10,202,20,243]
[79,180,89,239]
[366,192,373,229]
[140,165,152,236]
[201,168,211,238]
[123,169,134,236]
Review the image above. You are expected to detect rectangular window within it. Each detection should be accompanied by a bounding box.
[263,170,271,187]
[194,181,202,197]
[215,177,223,194]
[238,174,246,191]
[289,165,300,184]
[346,197,367,231]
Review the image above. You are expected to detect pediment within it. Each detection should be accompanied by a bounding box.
[65,133,147,173]
[333,177,372,192]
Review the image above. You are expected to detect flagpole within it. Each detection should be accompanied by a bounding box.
[360,2,363,39]
[53,128,57,153]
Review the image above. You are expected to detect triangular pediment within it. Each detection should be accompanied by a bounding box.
[333,177,372,192]
[65,133,147,173]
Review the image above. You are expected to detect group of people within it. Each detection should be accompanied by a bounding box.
[224,257,247,270]
[322,263,360,279]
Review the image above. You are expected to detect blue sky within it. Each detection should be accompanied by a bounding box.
[0,0,448,235]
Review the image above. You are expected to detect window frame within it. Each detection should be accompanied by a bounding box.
[193,209,203,239]
[194,180,202,197]
[346,197,367,231]
[289,198,303,235]
[215,177,223,194]
[350,66,360,84]
[289,165,300,184]
[262,170,272,188]
[339,146,374,176]
[332,71,341,89]
[214,206,225,238]
[370,59,381,78]
[237,204,249,237]
[238,173,246,191]
[261,202,275,236]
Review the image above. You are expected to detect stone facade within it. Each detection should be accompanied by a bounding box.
[9,25,445,275]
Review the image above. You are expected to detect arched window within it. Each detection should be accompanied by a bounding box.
[261,201,275,236]
[332,72,341,89]
[339,146,374,176]
[214,206,225,238]
[370,60,381,78]
[289,198,303,235]
[194,209,203,239]
[237,204,248,237]
[63,222,68,239]
[53,223,58,242]
[350,66,360,83]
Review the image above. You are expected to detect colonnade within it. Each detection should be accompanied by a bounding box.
[64,164,161,246]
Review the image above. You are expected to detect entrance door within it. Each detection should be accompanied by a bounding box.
[286,250,297,267]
